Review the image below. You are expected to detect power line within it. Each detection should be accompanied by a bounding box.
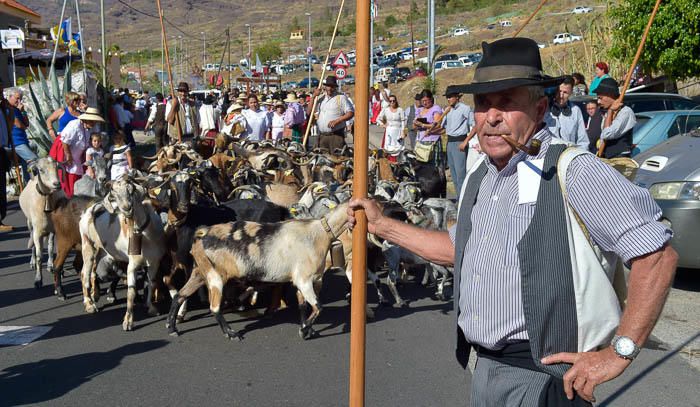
[114,0,227,44]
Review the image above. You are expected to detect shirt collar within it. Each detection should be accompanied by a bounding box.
[485,125,552,176]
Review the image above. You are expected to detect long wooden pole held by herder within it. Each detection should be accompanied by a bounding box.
[513,0,548,38]
[155,0,184,143]
[350,0,370,406]
[301,0,346,148]
[598,0,663,157]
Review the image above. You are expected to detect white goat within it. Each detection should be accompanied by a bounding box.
[18,157,64,294]
[79,177,166,330]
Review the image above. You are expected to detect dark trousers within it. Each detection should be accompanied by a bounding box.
[154,125,168,150]
[0,148,8,222]
[124,123,136,147]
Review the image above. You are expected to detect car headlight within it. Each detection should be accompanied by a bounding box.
[649,182,700,200]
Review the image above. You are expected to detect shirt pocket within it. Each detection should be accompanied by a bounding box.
[509,202,536,220]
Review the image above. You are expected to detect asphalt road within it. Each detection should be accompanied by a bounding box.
[1,128,698,406]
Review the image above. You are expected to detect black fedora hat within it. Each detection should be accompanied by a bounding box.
[322,76,338,87]
[594,77,620,97]
[452,38,563,94]
[444,86,462,97]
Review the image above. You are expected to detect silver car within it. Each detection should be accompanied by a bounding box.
[634,130,700,268]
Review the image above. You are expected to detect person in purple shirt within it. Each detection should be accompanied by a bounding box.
[412,89,445,168]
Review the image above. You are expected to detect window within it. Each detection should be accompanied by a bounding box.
[628,99,666,113]
[671,98,700,110]
[675,115,700,136]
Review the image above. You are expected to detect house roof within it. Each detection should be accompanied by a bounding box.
[1,0,41,18]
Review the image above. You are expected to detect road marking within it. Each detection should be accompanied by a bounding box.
[0,325,51,346]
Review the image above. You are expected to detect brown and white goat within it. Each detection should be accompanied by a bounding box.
[166,202,349,340]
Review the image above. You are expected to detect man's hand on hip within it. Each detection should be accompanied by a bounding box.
[541,347,631,403]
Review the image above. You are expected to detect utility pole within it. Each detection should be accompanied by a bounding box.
[74,0,88,96]
[245,24,252,68]
[409,3,415,66]
[227,28,232,89]
[201,31,206,70]
[428,0,435,83]
[306,13,312,90]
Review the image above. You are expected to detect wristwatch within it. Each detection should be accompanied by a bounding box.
[611,335,641,360]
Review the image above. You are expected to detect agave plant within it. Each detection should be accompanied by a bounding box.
[23,64,85,157]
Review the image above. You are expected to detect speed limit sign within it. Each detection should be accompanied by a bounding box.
[334,66,347,79]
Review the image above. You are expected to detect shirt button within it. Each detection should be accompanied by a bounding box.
[492,195,498,201]
[473,314,479,321]
[474,275,480,282]
[482,236,488,242]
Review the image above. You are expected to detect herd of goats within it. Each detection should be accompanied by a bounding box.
[17,136,456,340]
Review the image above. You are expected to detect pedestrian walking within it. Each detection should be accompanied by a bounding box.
[7,88,36,184]
[439,87,474,194]
[412,89,444,168]
[55,107,104,197]
[544,76,589,149]
[585,101,603,154]
[241,94,271,141]
[0,80,13,232]
[377,95,406,161]
[596,77,636,158]
[166,82,200,143]
[309,76,354,151]
[348,37,677,407]
[589,62,610,96]
[145,93,169,151]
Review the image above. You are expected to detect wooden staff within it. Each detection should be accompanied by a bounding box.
[350,0,369,405]
[302,0,346,148]
[155,0,183,143]
[598,0,662,157]
[513,0,548,38]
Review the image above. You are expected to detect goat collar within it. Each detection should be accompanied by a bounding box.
[167,210,188,228]
[35,175,52,196]
[320,217,338,240]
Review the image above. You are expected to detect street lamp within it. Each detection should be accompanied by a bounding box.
[178,35,183,81]
[305,13,311,90]
[201,31,206,70]
[245,24,251,68]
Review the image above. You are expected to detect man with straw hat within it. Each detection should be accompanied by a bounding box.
[58,107,105,197]
[221,102,246,138]
[348,37,677,405]
[309,76,354,150]
[284,92,305,143]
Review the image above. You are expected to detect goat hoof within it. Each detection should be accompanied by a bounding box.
[56,293,67,301]
[176,315,185,323]
[168,329,180,337]
[34,280,42,289]
[106,295,117,304]
[396,301,409,308]
[224,330,243,341]
[122,321,133,331]
[299,327,318,340]
[84,304,97,314]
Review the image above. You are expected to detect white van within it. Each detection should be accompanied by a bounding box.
[374,67,394,83]
[453,28,469,36]
[500,20,512,27]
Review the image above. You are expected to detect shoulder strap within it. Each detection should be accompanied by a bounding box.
[557,147,594,244]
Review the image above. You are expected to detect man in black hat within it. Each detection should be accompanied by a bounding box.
[348,37,676,406]
[166,81,200,142]
[595,77,636,158]
[309,75,354,150]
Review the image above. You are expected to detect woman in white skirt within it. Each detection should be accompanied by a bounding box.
[377,95,406,161]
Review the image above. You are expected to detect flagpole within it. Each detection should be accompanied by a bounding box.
[99,0,107,88]
[11,49,16,87]
[50,0,69,74]
[74,0,88,97]
[350,0,370,404]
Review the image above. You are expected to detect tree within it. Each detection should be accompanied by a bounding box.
[254,40,282,63]
[609,0,700,80]
[288,16,301,33]
[385,15,399,28]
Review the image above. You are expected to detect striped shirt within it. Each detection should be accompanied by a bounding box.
[449,127,671,350]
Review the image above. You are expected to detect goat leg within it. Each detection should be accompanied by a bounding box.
[47,233,55,277]
[122,260,138,331]
[296,281,321,340]
[386,268,408,308]
[32,231,43,289]
[166,272,205,335]
[144,263,161,317]
[208,272,242,341]
[106,279,118,304]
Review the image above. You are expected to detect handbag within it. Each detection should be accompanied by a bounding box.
[414,140,435,162]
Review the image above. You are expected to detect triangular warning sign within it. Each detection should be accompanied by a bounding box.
[332,51,349,67]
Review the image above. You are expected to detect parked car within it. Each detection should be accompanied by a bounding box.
[453,28,469,36]
[553,33,583,44]
[571,93,700,121]
[283,81,299,89]
[308,54,320,64]
[486,23,497,30]
[572,6,593,13]
[389,67,411,83]
[459,52,482,66]
[631,110,700,155]
[407,67,427,79]
[298,77,320,89]
[434,60,465,73]
[436,53,459,62]
[500,20,512,27]
[339,74,355,85]
[633,129,700,268]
